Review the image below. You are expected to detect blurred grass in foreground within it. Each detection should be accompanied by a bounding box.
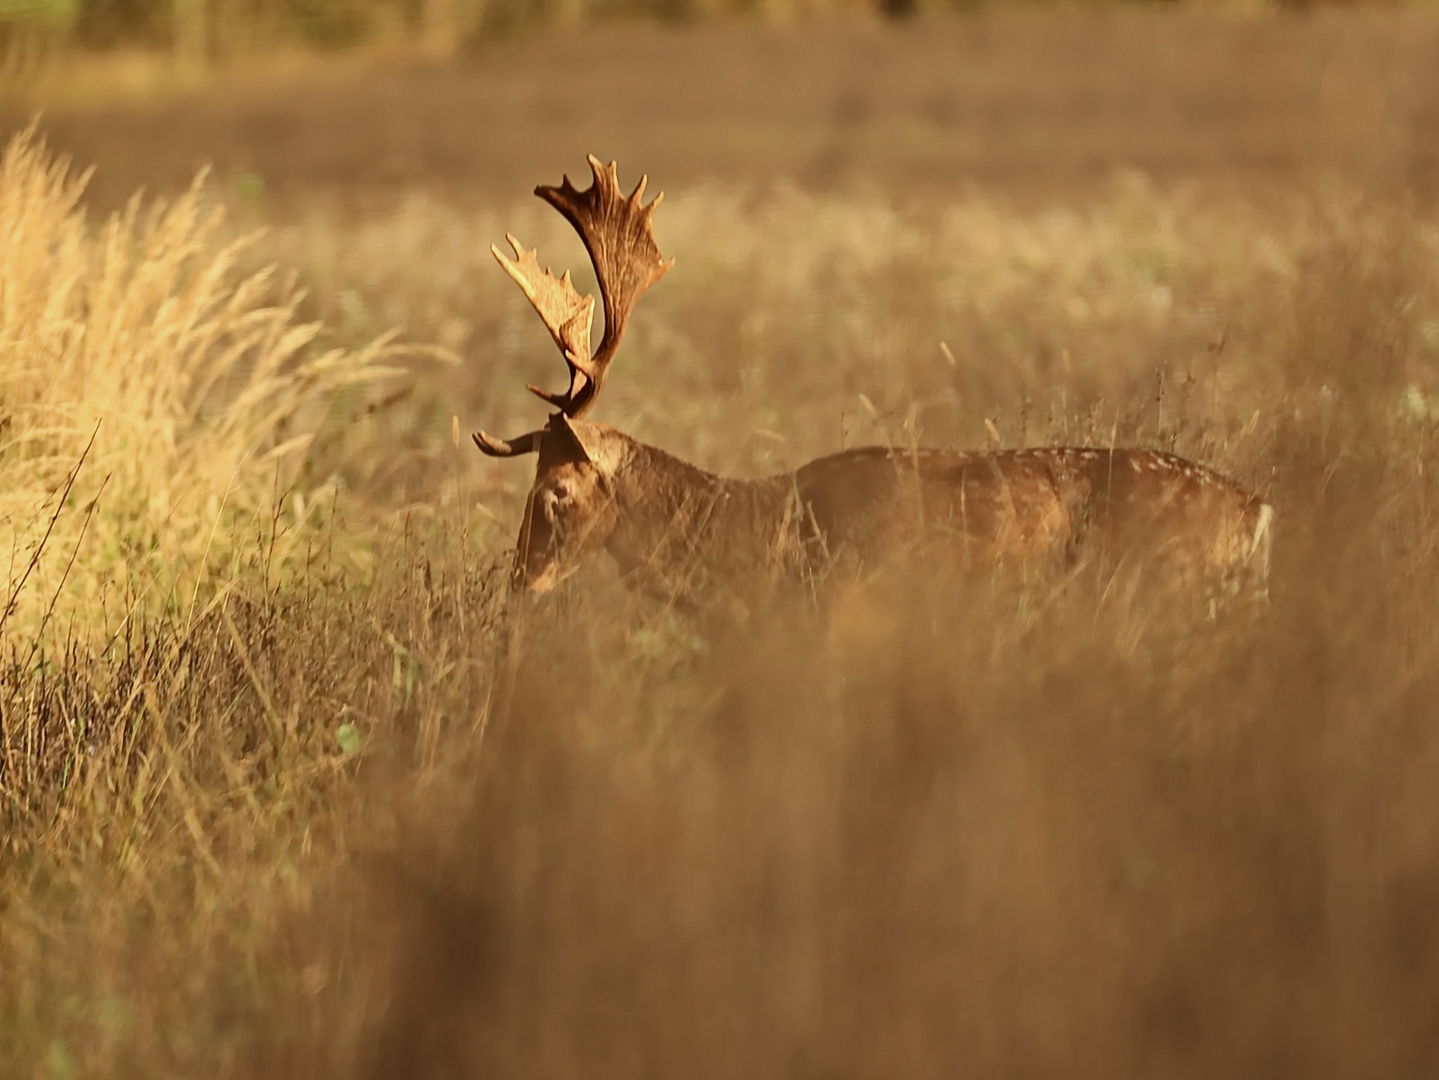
[2,129,1439,1076]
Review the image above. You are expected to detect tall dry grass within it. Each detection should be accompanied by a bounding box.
[0,126,400,649]
[3,137,1439,1077]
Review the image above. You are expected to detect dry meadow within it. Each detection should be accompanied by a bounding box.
[4,12,1439,1078]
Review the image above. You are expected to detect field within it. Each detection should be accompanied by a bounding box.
[4,10,1439,1077]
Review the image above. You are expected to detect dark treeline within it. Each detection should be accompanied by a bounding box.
[0,0,1413,65]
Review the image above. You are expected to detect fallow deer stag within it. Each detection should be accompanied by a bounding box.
[474,156,1273,608]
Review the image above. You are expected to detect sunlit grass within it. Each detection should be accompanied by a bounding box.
[2,123,1439,1076]
[0,126,403,648]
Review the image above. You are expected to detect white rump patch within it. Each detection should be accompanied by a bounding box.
[1250,502,1274,560]
[1240,501,1275,599]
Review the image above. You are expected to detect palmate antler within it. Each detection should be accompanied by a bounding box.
[473,156,673,458]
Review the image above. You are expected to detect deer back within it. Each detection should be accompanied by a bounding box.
[793,446,1272,598]
[795,448,1077,576]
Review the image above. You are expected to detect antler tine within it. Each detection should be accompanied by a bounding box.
[490,236,598,412]
[472,429,543,458]
[533,155,674,418]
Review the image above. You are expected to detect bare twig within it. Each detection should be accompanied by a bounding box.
[0,421,101,640]
[24,471,111,672]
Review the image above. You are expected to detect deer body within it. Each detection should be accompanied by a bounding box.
[796,445,1272,597]
[515,417,1272,605]
[572,429,804,597]
[474,157,1273,607]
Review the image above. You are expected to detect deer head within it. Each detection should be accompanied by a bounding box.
[473,156,673,592]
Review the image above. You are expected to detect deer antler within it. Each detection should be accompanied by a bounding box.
[472,429,543,458]
[473,156,672,456]
[532,155,674,417]
[489,235,597,409]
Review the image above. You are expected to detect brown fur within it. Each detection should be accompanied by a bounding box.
[515,417,1274,610]
[476,157,1271,611]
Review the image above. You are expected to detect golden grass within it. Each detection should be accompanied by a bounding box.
[0,126,401,648]
[2,125,1439,1076]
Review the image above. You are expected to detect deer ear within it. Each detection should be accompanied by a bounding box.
[550,415,628,476]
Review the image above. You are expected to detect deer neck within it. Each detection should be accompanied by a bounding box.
[604,438,802,595]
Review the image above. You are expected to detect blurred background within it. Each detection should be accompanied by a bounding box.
[3,4,1439,1078]
[6,3,1438,206]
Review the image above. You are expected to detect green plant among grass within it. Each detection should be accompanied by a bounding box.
[3,73,1439,1071]
[0,0,74,29]
[0,125,402,651]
